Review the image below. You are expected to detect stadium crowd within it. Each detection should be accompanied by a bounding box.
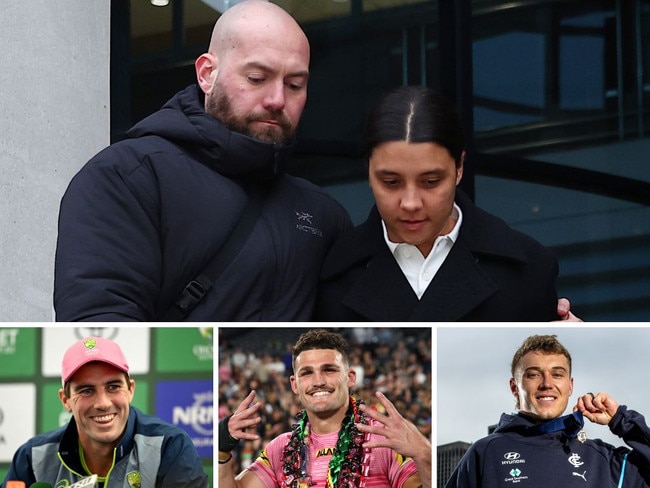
[218,328,432,474]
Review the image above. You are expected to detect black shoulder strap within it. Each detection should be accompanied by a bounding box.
[161,187,266,321]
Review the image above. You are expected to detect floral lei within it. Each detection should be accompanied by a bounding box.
[282,396,369,488]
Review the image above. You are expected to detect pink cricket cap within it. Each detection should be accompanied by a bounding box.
[61,337,130,386]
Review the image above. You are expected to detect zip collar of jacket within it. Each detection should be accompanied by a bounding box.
[58,408,137,474]
[494,411,584,440]
[520,411,584,440]
[127,84,294,181]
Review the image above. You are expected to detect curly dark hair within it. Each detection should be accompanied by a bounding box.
[291,329,350,370]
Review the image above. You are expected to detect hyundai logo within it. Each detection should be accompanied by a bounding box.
[504,452,521,460]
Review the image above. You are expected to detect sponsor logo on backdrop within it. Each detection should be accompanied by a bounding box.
[0,329,19,355]
[74,327,119,340]
[194,327,213,361]
[156,380,213,457]
[173,390,213,436]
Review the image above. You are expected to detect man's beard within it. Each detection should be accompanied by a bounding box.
[205,84,295,145]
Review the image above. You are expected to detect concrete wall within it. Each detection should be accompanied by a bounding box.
[0,2,110,321]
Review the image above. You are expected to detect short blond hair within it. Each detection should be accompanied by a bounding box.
[511,334,572,376]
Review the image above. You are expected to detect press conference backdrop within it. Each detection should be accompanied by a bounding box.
[0,326,213,487]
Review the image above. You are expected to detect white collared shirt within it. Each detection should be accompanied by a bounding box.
[382,203,463,299]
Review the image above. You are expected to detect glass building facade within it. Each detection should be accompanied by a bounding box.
[112,0,650,321]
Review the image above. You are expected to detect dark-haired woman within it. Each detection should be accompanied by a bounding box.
[315,85,564,322]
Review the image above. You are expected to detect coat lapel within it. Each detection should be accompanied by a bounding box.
[410,237,498,321]
[341,244,421,321]
[335,196,504,321]
[330,190,529,321]
[340,235,499,322]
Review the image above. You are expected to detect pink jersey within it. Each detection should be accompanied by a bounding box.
[247,422,418,488]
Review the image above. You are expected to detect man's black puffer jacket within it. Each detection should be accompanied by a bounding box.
[54,84,352,321]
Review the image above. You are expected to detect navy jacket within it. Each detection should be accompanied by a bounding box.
[445,408,650,487]
[314,189,558,321]
[54,85,352,321]
[2,407,208,488]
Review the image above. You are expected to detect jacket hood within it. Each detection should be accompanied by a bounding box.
[127,84,294,180]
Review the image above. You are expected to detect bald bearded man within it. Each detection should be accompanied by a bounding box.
[54,0,353,322]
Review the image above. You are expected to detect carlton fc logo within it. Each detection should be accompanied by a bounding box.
[568,453,584,468]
